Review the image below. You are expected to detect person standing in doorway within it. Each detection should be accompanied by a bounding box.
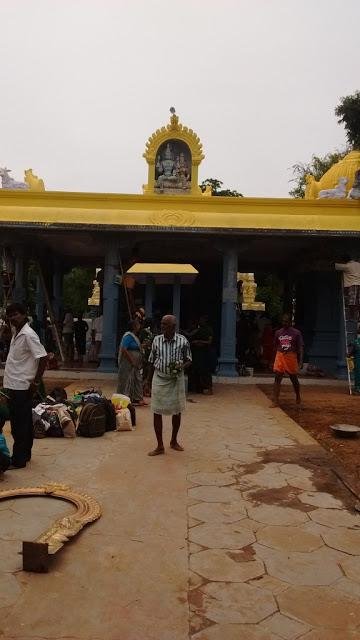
[147,315,192,456]
[62,308,74,363]
[3,303,48,468]
[91,313,103,363]
[74,312,89,365]
[191,315,214,394]
[271,313,303,407]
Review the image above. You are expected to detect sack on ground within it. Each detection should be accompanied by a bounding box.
[111,393,130,409]
[116,408,133,431]
[77,403,106,437]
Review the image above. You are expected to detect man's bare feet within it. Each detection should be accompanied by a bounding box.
[170,442,184,451]
[148,447,165,456]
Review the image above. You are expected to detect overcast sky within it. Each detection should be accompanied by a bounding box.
[0,0,358,197]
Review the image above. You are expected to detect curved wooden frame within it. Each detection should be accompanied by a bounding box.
[0,483,101,572]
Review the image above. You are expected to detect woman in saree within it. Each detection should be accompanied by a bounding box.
[117,319,147,405]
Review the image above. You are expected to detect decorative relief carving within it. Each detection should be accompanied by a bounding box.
[0,483,101,572]
[143,110,204,165]
[149,210,195,227]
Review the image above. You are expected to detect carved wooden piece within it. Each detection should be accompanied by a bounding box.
[0,483,101,572]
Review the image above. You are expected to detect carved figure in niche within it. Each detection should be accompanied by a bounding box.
[317,176,348,199]
[155,140,191,192]
[0,167,29,190]
[156,144,177,189]
[348,169,360,200]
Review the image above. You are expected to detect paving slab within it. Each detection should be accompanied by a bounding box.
[1,383,360,639]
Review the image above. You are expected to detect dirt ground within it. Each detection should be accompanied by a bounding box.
[259,384,360,491]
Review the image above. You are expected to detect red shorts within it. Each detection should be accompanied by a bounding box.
[273,351,299,375]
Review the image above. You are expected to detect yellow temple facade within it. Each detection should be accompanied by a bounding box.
[0,110,359,375]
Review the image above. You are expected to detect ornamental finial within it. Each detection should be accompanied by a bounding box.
[169,107,179,130]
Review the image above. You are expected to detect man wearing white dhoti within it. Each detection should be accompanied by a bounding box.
[147,315,192,456]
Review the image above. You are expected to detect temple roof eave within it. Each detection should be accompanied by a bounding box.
[0,191,359,234]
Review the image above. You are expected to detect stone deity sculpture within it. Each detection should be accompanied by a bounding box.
[0,167,29,190]
[317,177,348,199]
[348,169,360,200]
[155,144,191,191]
[156,144,177,189]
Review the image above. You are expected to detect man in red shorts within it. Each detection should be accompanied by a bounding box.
[271,314,303,407]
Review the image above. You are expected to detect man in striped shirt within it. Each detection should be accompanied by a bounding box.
[147,315,192,456]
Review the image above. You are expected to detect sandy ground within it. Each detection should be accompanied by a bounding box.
[1,383,360,639]
[259,384,360,492]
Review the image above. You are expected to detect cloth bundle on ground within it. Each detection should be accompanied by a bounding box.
[33,387,77,438]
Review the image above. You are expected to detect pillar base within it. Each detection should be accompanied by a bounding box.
[217,358,238,377]
[98,356,117,373]
[336,358,349,380]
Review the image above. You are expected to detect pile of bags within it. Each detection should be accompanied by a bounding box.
[33,387,136,439]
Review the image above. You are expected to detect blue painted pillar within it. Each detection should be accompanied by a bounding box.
[172,276,181,328]
[218,246,238,377]
[52,259,63,322]
[145,276,155,318]
[13,251,26,304]
[98,244,119,372]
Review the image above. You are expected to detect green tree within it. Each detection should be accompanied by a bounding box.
[256,274,284,320]
[63,267,94,315]
[335,90,360,150]
[200,178,243,197]
[289,149,347,199]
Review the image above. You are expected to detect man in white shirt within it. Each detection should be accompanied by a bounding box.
[335,256,360,317]
[3,303,48,468]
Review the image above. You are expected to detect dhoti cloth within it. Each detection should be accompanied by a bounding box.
[151,370,186,415]
[273,351,299,375]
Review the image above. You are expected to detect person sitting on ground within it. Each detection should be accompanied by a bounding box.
[0,394,10,473]
[117,319,147,406]
[271,313,303,407]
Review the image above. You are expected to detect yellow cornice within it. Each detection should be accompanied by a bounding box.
[0,191,359,233]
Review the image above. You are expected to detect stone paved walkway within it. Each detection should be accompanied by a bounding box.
[1,384,360,639]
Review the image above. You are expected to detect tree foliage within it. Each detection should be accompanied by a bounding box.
[256,274,284,320]
[200,178,243,197]
[63,267,94,315]
[335,90,360,150]
[289,149,347,199]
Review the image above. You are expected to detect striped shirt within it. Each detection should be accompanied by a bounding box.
[148,333,192,374]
